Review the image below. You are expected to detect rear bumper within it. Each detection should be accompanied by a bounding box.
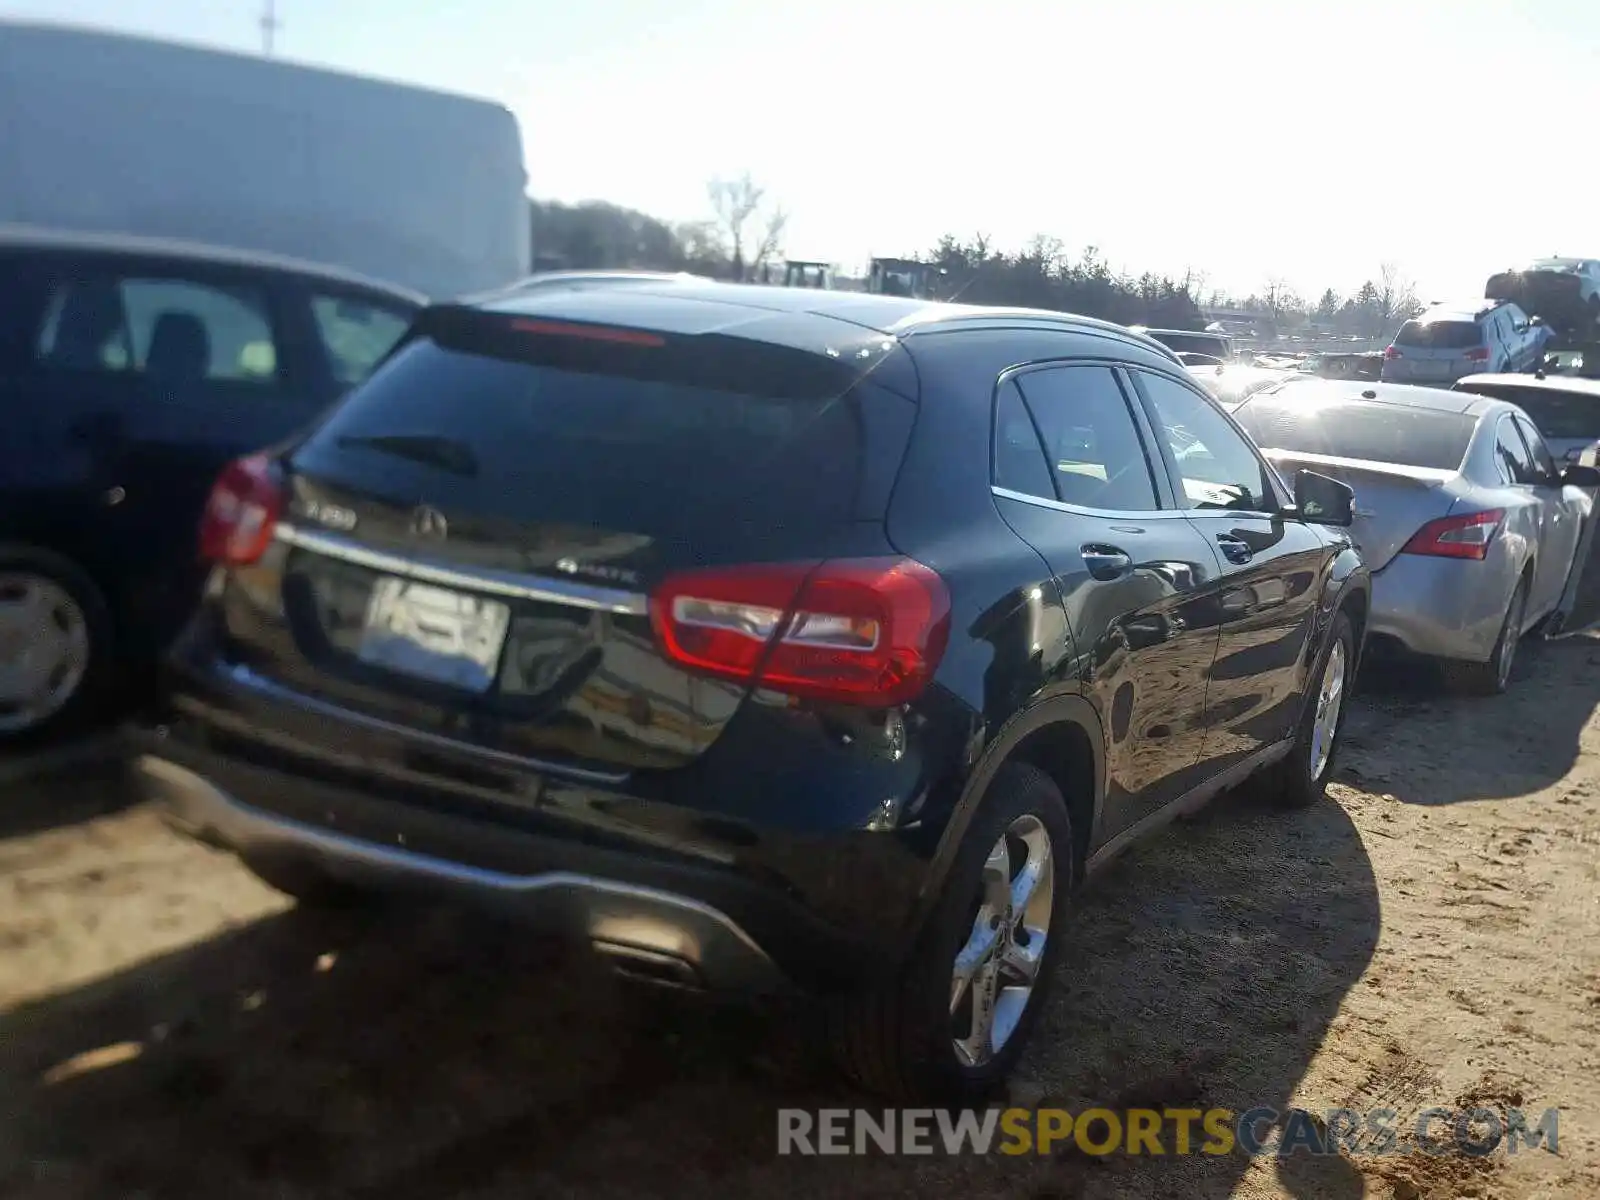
[125,695,922,995]
[1367,552,1517,662]
[138,754,793,992]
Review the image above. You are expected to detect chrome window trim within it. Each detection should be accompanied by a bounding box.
[990,485,1193,521]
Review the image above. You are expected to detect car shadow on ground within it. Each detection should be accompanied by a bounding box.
[1345,633,1600,806]
[0,778,1378,1200]
[0,740,133,840]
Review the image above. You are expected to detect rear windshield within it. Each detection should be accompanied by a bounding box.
[1150,332,1228,358]
[1234,400,1476,471]
[1456,383,1600,440]
[1395,319,1481,350]
[290,323,913,542]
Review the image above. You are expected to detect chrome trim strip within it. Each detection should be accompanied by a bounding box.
[274,523,650,616]
[990,485,1192,521]
[217,662,630,785]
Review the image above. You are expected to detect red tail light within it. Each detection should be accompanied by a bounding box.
[198,454,285,567]
[1401,509,1504,561]
[1463,346,1491,362]
[1384,346,1401,360]
[650,557,951,707]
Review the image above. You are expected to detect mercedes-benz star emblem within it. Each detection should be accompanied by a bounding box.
[409,505,448,540]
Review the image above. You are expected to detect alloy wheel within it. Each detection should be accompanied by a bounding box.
[1308,637,1347,783]
[950,814,1055,1067]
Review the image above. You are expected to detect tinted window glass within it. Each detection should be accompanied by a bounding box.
[1395,319,1481,350]
[1495,419,1539,484]
[1136,371,1274,511]
[1514,416,1557,478]
[36,276,279,383]
[1235,399,1476,471]
[292,333,907,541]
[1456,382,1600,441]
[311,295,414,387]
[992,381,1056,500]
[1012,366,1160,511]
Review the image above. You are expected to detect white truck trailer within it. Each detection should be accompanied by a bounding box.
[0,19,530,298]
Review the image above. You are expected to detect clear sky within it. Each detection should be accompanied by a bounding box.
[4,0,1597,302]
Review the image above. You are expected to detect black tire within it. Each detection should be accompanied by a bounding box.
[827,761,1075,1102]
[1258,611,1356,809]
[1446,579,1526,697]
[0,547,116,747]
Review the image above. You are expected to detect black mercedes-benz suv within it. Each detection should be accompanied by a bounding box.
[130,280,1369,1102]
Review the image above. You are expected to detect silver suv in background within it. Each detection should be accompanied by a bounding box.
[1381,301,1548,385]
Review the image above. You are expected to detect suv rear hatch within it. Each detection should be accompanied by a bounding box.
[199,300,925,777]
[1385,318,1484,383]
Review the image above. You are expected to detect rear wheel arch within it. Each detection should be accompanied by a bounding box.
[1338,585,1369,664]
[913,696,1104,934]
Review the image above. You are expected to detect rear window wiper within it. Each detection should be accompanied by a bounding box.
[334,434,480,477]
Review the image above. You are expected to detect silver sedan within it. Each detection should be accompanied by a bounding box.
[1232,379,1600,693]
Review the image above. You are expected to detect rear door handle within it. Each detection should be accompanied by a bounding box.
[1216,534,1254,564]
[1082,544,1132,580]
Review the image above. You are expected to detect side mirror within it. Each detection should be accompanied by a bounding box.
[1291,469,1355,526]
[1560,463,1600,488]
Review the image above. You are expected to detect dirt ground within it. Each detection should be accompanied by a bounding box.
[3,638,1600,1200]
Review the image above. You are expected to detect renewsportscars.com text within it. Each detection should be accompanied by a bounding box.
[777,1106,1561,1158]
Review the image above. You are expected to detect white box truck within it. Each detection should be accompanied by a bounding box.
[0,19,530,298]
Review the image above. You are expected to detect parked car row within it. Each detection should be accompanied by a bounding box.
[1232,377,1600,691]
[10,257,1594,1107]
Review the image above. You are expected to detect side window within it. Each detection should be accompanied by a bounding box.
[1135,370,1277,512]
[35,276,279,384]
[1514,415,1557,479]
[310,294,414,387]
[1011,366,1161,511]
[1495,418,1540,484]
[992,381,1056,500]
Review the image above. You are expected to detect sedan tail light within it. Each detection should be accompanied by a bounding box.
[198,454,286,567]
[1463,346,1491,363]
[650,557,951,707]
[1383,345,1402,360]
[1401,509,1505,561]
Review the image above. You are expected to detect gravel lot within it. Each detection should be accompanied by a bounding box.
[3,640,1600,1199]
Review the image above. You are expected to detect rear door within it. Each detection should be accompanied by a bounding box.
[987,363,1221,837]
[0,250,135,562]
[214,306,919,775]
[1510,414,1585,619]
[1502,305,1537,371]
[1130,370,1329,779]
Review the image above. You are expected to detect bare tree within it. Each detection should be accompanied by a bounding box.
[1374,262,1421,332]
[751,206,788,277]
[707,173,786,281]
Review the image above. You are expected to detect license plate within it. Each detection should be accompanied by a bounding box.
[357,577,511,692]
[1417,362,1451,379]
